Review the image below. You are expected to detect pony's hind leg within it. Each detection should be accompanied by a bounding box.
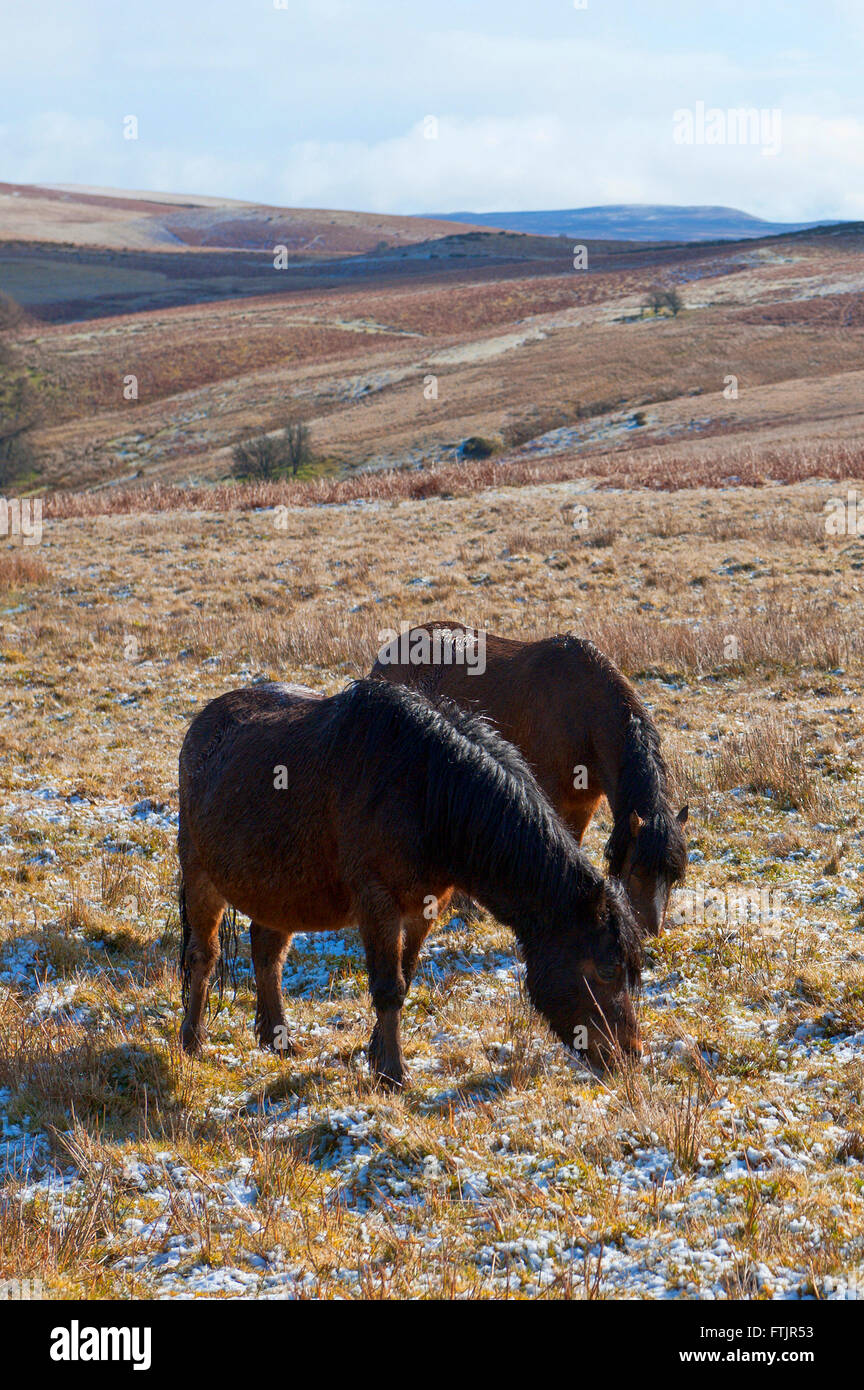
[179,865,225,1056]
[250,922,298,1055]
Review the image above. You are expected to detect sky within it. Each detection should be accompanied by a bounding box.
[1,0,862,220]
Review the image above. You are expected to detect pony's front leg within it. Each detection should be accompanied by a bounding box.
[359,900,408,1090]
[250,922,298,1054]
[564,792,604,846]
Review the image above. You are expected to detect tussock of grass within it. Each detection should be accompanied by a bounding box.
[580,603,854,682]
[703,717,838,814]
[0,552,48,588]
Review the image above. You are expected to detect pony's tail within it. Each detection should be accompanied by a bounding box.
[178,876,192,1012]
[177,875,238,1014]
[215,904,239,1005]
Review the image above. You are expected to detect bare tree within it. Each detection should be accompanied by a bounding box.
[231,435,281,480]
[231,418,312,480]
[282,419,311,476]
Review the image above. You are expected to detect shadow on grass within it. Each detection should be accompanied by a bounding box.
[1,1029,184,1155]
[413,1069,512,1116]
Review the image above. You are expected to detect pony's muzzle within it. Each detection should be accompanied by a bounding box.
[584,1026,643,1074]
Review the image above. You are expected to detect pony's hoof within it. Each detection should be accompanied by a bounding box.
[180,1023,206,1056]
[367,1028,407,1089]
[258,1027,302,1057]
[371,1066,408,1092]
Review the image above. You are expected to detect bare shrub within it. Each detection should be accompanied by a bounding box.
[459,436,496,459]
[231,435,283,481]
[642,286,683,317]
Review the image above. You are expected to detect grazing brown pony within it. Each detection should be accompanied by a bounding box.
[371,624,688,935]
[177,678,643,1086]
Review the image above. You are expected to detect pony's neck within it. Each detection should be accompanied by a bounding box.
[441,790,600,947]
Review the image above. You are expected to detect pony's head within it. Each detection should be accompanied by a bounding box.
[606,804,689,936]
[604,716,689,936]
[524,878,644,1070]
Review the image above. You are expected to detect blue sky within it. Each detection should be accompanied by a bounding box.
[1,0,861,218]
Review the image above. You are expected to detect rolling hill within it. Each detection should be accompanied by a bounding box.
[0,182,484,254]
[436,204,841,243]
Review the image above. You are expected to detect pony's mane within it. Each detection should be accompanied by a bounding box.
[329,679,642,977]
[547,637,687,885]
[604,715,688,882]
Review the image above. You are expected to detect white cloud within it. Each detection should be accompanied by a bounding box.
[5,107,862,222]
[0,3,860,219]
[268,112,864,221]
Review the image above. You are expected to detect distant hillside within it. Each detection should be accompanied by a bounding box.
[434,204,842,243]
[0,182,481,254]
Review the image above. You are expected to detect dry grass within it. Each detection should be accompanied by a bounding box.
[0,551,49,588]
[705,718,834,814]
[16,226,864,493]
[38,437,864,520]
[1,474,863,1300]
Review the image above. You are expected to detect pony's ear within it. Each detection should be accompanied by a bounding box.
[629,810,645,838]
[677,805,689,825]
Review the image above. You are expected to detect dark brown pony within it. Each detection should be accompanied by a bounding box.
[371,625,688,935]
[178,678,643,1086]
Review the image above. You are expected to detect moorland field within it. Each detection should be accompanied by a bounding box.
[1,184,863,1299]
